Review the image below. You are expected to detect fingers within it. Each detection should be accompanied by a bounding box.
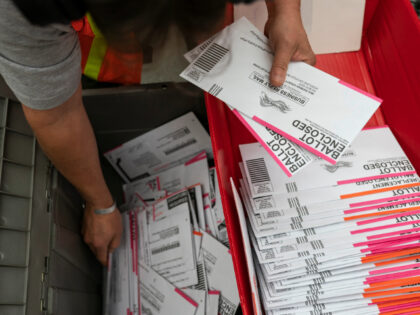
[108,233,121,254]
[270,42,295,87]
[95,245,109,266]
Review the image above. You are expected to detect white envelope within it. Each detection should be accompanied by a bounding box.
[200,231,240,315]
[210,168,229,245]
[240,127,415,197]
[182,289,206,315]
[104,112,213,182]
[148,190,198,288]
[231,178,263,315]
[108,216,130,315]
[233,108,315,176]
[138,262,198,315]
[180,17,382,164]
[206,291,220,315]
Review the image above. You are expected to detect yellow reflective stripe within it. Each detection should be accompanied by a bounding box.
[83,13,107,80]
[86,13,103,37]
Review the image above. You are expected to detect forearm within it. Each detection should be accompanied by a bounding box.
[22,84,112,208]
[267,0,302,21]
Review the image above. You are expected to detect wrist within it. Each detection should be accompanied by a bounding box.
[83,190,114,211]
[271,0,301,16]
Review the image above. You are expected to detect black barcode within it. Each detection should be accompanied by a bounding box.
[151,241,180,255]
[193,262,207,291]
[311,240,324,250]
[296,236,308,244]
[193,43,229,72]
[209,84,223,97]
[297,206,309,216]
[286,182,298,193]
[164,138,196,155]
[246,158,270,184]
[287,197,301,208]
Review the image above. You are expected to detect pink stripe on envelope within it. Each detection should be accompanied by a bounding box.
[356,209,420,225]
[344,197,420,214]
[104,144,123,155]
[185,151,207,166]
[361,237,420,252]
[365,269,420,284]
[233,109,292,177]
[252,115,337,165]
[174,288,198,308]
[208,290,220,295]
[367,226,420,240]
[338,80,383,103]
[337,171,417,185]
[349,192,420,208]
[369,262,420,275]
[354,232,420,247]
[351,219,420,234]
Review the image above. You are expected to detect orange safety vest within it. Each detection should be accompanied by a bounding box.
[71,14,143,84]
[71,5,233,85]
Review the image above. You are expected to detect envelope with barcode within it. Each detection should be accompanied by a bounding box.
[180,17,382,165]
[239,127,416,197]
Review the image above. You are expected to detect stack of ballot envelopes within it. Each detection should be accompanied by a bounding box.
[181,17,420,315]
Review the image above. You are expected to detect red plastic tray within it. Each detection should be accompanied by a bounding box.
[205,0,420,314]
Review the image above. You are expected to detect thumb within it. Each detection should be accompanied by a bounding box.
[108,234,121,253]
[270,44,294,87]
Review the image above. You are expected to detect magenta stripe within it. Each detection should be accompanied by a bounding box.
[366,243,420,255]
[365,269,420,284]
[233,110,292,177]
[344,197,420,214]
[252,115,337,165]
[354,232,420,247]
[367,226,420,240]
[369,262,420,275]
[357,209,420,225]
[174,288,198,307]
[351,219,420,234]
[349,192,420,207]
[337,171,416,185]
[362,237,420,253]
[338,79,383,103]
[185,151,207,166]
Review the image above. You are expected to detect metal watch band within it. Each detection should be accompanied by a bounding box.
[94,201,117,215]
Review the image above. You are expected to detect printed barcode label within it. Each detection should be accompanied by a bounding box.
[287,197,301,208]
[286,182,298,193]
[151,241,180,255]
[193,43,229,72]
[209,84,223,97]
[246,158,270,184]
[246,158,274,195]
[193,262,208,291]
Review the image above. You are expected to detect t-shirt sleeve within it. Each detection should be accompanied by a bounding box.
[0,0,81,110]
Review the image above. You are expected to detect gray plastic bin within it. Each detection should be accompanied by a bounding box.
[0,83,208,315]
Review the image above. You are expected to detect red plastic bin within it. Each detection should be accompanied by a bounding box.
[205,0,420,314]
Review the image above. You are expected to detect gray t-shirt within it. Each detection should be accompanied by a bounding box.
[0,0,81,109]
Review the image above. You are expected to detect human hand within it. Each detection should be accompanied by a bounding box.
[82,201,123,266]
[265,0,316,86]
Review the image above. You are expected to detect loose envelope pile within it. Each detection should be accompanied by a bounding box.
[103,112,239,315]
